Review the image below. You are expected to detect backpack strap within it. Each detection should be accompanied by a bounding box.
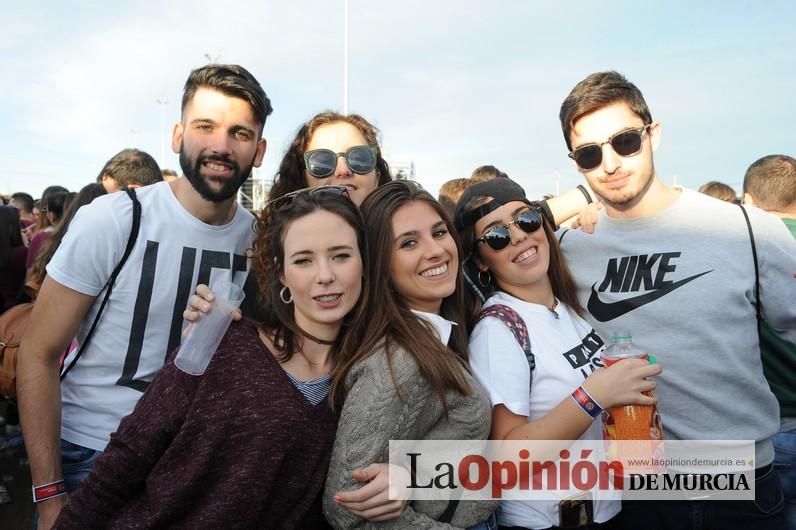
[60,189,141,380]
[477,303,535,371]
[438,499,459,524]
[738,204,762,333]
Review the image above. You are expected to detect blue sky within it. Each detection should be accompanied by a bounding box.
[2,0,795,199]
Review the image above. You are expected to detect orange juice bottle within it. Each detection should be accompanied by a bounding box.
[601,333,663,441]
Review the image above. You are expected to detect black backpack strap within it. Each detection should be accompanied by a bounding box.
[61,189,141,380]
[477,303,535,370]
[738,204,762,332]
[438,499,459,524]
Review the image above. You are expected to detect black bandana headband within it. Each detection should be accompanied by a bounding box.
[454,179,533,232]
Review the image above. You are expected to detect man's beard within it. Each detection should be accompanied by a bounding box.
[591,165,655,209]
[180,148,254,203]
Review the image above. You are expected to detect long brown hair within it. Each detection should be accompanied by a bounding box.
[268,112,392,202]
[250,190,368,364]
[457,192,584,332]
[330,180,471,412]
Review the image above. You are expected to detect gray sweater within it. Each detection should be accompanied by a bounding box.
[559,189,796,466]
[323,343,497,529]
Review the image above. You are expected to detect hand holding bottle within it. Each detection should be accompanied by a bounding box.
[582,358,661,409]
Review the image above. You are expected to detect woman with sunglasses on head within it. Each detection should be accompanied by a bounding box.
[454,178,661,530]
[54,187,367,529]
[228,111,391,323]
[324,180,498,529]
[184,111,406,519]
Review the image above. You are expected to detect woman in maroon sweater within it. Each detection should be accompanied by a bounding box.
[54,186,369,529]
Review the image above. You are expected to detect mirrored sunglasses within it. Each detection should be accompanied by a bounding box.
[477,209,543,252]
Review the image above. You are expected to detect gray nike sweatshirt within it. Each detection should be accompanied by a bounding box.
[559,188,796,466]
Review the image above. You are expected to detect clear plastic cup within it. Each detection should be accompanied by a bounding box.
[174,277,245,375]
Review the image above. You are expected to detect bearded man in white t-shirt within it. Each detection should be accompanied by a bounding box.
[17,64,270,529]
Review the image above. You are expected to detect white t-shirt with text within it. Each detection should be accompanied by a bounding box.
[47,182,254,451]
[468,291,620,528]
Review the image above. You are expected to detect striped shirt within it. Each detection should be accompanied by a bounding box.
[284,371,332,406]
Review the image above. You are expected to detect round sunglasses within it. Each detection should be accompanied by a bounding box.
[568,125,651,171]
[476,209,543,252]
[303,145,378,178]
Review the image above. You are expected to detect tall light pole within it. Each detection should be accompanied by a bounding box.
[156,99,168,168]
[343,0,349,115]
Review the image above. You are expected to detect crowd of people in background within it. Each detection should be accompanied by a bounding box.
[0,149,168,311]
[0,65,794,530]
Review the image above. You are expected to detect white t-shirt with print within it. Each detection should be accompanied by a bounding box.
[468,291,620,529]
[47,182,254,451]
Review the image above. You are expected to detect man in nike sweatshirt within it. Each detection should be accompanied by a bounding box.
[556,71,796,530]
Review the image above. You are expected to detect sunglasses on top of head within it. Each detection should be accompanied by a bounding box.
[266,185,350,213]
[477,208,543,252]
[568,124,651,171]
[303,145,378,179]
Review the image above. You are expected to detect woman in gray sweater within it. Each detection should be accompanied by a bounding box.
[324,181,498,529]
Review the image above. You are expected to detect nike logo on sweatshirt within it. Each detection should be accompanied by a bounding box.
[587,252,712,322]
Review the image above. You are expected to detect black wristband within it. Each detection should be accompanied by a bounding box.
[577,184,593,204]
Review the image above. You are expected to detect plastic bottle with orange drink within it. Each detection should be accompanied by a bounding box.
[601,333,663,442]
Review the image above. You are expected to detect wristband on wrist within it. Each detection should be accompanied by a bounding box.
[571,386,603,419]
[32,479,66,503]
[576,185,594,204]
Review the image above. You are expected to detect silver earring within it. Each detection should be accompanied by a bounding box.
[279,286,293,304]
[477,270,492,287]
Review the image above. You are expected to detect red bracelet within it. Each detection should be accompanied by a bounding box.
[32,480,67,503]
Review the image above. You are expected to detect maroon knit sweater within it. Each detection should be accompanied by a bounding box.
[54,320,338,530]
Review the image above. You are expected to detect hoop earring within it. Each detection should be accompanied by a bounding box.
[279,286,293,304]
[477,270,492,287]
